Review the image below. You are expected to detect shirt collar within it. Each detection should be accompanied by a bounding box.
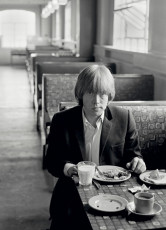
[82,109,104,129]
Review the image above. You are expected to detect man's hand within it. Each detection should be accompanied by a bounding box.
[126,157,146,174]
[67,165,78,177]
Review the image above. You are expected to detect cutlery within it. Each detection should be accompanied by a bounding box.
[92,180,101,189]
[119,169,134,174]
[96,166,104,176]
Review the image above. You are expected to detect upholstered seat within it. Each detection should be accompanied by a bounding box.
[58,101,166,170]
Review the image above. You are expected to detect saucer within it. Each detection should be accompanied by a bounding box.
[126,202,162,216]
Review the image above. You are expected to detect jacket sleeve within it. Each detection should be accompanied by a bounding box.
[45,113,69,178]
[123,109,143,164]
[45,109,83,178]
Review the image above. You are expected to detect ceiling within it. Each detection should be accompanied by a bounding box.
[0,0,49,5]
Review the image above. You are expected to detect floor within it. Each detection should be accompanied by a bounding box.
[0,65,52,230]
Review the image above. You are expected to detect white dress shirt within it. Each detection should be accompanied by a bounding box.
[82,110,104,165]
[64,109,104,176]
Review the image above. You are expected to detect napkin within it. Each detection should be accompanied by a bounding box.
[128,184,150,194]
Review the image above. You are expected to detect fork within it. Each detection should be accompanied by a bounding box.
[96,166,104,176]
[92,179,101,189]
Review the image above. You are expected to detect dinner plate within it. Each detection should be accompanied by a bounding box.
[126,201,162,216]
[93,165,131,182]
[88,194,128,212]
[139,170,166,185]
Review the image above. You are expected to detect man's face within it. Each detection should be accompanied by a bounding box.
[83,92,108,118]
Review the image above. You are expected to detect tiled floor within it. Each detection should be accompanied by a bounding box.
[0,65,51,230]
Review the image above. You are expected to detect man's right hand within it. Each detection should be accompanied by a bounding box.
[66,165,78,177]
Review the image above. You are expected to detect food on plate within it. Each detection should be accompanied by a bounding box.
[96,168,129,180]
[144,169,165,183]
[149,169,160,180]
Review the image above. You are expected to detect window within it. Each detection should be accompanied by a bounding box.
[0,10,35,48]
[113,0,149,52]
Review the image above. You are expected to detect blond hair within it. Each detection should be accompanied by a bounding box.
[75,64,115,105]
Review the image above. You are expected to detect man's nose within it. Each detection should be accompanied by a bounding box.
[93,94,100,104]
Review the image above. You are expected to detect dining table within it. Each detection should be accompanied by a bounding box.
[71,170,166,230]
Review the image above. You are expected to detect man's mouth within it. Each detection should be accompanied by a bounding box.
[93,107,101,110]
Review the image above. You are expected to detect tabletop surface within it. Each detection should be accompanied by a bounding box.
[76,174,166,230]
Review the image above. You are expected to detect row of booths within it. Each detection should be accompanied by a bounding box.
[26,44,166,191]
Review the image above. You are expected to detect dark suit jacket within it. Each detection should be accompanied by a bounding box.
[46,105,142,178]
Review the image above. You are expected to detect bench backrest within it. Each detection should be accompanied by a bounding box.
[58,101,166,170]
[26,48,60,60]
[31,56,95,72]
[36,61,116,84]
[26,48,74,70]
[43,73,154,113]
[114,74,154,101]
[42,74,78,131]
[42,73,154,136]
[35,62,116,104]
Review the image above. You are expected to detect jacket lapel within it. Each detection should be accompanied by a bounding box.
[100,108,113,156]
[73,107,85,160]
[73,106,114,161]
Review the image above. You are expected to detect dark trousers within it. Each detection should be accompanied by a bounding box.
[49,177,92,230]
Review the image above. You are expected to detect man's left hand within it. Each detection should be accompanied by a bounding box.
[126,157,146,174]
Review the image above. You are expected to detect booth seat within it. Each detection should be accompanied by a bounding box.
[58,101,166,170]
[43,100,166,190]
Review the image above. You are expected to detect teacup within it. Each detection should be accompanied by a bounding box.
[77,161,96,186]
[134,192,155,214]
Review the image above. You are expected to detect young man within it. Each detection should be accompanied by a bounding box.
[46,64,146,229]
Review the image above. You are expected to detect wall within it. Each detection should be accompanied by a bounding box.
[148,0,166,55]
[41,14,52,38]
[79,0,96,57]
[94,0,166,100]
[96,0,114,46]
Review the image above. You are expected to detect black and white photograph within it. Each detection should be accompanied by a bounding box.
[0,0,166,229]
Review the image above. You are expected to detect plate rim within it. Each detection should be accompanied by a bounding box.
[139,170,166,185]
[126,201,162,216]
[93,165,131,182]
[88,194,128,212]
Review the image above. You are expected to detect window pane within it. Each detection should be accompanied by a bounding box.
[113,0,149,52]
[0,10,35,48]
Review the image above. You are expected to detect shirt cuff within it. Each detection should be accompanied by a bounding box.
[63,163,76,176]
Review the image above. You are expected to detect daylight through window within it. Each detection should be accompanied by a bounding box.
[113,0,149,52]
[0,10,35,48]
